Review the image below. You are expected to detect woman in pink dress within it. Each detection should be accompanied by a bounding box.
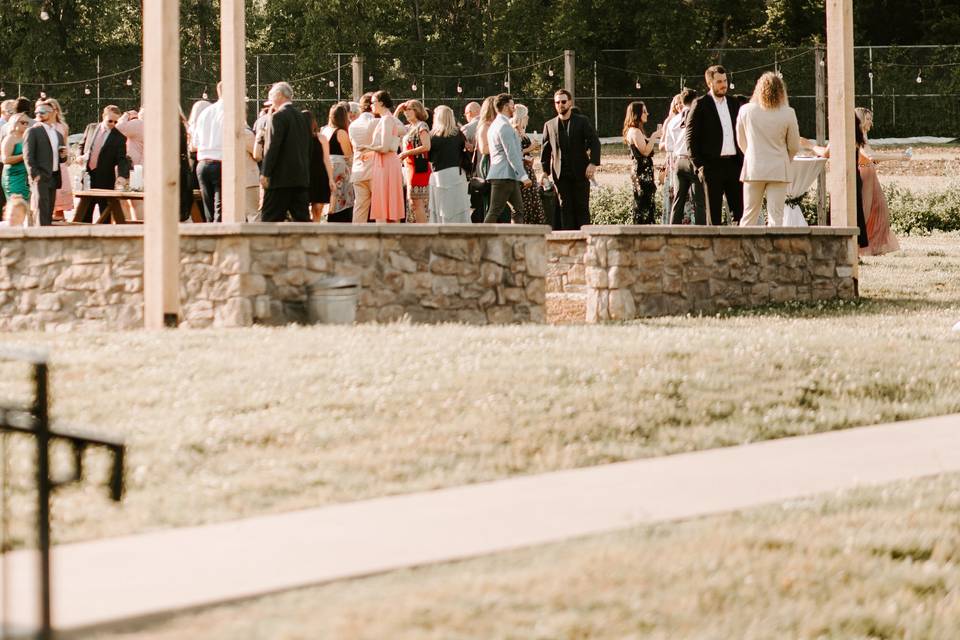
[365,91,405,222]
[47,99,73,220]
[855,107,902,256]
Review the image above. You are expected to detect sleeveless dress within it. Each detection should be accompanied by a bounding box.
[324,127,354,221]
[308,134,331,205]
[402,121,431,218]
[520,134,545,225]
[858,160,899,256]
[53,122,74,213]
[1,141,30,200]
[369,115,405,222]
[629,135,657,225]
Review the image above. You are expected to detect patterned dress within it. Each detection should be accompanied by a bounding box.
[629,137,657,225]
[402,121,431,220]
[519,134,545,225]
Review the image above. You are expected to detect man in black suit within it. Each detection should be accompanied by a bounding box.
[259,82,311,222]
[22,100,67,226]
[685,65,744,225]
[79,105,131,221]
[540,89,601,230]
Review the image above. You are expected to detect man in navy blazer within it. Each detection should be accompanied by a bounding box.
[686,65,744,225]
[485,93,530,223]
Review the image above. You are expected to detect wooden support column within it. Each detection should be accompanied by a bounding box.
[814,45,827,225]
[221,0,246,223]
[352,56,364,101]
[143,0,180,328]
[564,50,575,100]
[826,0,859,278]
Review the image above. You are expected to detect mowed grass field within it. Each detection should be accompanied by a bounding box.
[88,473,960,640]
[1,235,959,547]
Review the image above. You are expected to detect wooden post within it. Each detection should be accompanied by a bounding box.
[825,0,858,279]
[814,45,827,225]
[564,50,575,100]
[352,56,363,100]
[143,0,180,328]
[220,0,247,224]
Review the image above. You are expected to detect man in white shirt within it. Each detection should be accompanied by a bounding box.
[348,92,377,223]
[667,89,705,224]
[685,64,744,225]
[485,93,530,223]
[192,82,225,222]
[22,100,67,226]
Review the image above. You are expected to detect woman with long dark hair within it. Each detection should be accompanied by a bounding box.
[622,101,661,224]
[853,107,901,255]
[321,102,355,222]
[302,109,336,222]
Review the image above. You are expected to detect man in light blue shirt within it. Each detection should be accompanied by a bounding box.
[485,93,531,223]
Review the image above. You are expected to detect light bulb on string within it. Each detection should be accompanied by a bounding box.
[456,81,463,94]
[202,88,208,100]
[328,80,335,88]
[868,69,874,80]
[40,9,49,20]
[916,69,923,84]
[411,82,418,92]
[84,85,91,95]
[729,74,735,90]
[368,75,374,83]
[635,78,641,90]
[0,87,5,98]
[548,68,554,77]
[126,76,133,87]
[504,77,510,89]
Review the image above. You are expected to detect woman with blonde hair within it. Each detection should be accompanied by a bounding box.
[470,96,497,222]
[735,71,800,226]
[510,103,544,224]
[46,98,73,220]
[427,105,470,223]
[396,99,432,223]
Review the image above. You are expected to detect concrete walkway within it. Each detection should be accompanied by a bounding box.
[3,413,959,635]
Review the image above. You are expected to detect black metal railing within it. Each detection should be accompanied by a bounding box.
[0,347,126,640]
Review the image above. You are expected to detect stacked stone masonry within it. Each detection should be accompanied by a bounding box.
[580,226,859,322]
[0,225,550,330]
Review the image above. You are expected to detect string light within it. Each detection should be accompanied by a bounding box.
[84,85,91,95]
[328,80,335,88]
[635,78,641,90]
[40,9,49,21]
[547,68,554,77]
[411,82,418,91]
[0,87,5,98]
[125,76,133,86]
[456,80,463,94]
[368,75,374,83]
[916,68,923,83]
[201,87,208,100]
[503,76,510,89]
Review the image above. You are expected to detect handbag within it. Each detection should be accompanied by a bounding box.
[468,176,489,196]
[411,126,429,174]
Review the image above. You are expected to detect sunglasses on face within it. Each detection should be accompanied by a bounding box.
[36,110,51,116]
[554,100,569,105]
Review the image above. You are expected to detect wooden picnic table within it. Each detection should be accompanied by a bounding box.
[73,189,144,224]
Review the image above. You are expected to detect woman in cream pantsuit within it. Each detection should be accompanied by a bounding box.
[735,72,800,226]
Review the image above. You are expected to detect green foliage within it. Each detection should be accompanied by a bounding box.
[885,182,960,235]
[589,186,634,225]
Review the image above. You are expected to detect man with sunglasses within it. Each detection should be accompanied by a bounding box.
[540,89,601,230]
[22,100,67,225]
[78,105,131,221]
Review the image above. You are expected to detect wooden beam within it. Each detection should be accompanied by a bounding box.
[564,50,575,100]
[221,0,247,224]
[143,0,180,328]
[825,0,859,276]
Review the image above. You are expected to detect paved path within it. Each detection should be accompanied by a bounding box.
[3,413,959,635]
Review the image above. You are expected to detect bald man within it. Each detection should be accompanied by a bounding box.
[460,101,481,152]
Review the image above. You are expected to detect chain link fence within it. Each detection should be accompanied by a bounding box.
[6,45,959,140]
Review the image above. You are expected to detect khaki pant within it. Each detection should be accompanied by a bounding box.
[741,181,787,227]
[353,180,371,223]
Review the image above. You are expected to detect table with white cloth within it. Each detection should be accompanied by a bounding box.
[781,156,827,226]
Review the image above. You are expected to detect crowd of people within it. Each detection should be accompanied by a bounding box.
[0,67,905,254]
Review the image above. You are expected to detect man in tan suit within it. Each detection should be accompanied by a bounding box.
[736,72,801,226]
[348,92,377,223]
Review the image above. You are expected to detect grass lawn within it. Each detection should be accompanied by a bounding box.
[87,472,960,640]
[1,235,959,547]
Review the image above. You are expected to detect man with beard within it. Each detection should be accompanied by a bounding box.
[540,89,601,230]
[686,65,744,225]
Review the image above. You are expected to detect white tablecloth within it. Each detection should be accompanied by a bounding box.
[782,156,827,226]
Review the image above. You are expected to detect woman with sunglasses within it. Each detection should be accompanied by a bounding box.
[1,114,31,202]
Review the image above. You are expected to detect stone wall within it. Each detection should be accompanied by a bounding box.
[582,226,859,322]
[546,231,587,295]
[0,224,549,330]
